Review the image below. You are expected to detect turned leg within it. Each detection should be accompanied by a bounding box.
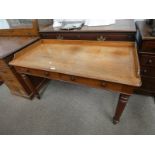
[22,74,40,99]
[113,93,130,124]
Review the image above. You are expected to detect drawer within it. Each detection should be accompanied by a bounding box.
[141,66,155,77]
[40,32,135,41]
[140,76,155,92]
[140,55,155,67]
[15,66,134,94]
[16,67,109,87]
[142,40,155,51]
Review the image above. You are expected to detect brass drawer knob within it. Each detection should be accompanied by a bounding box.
[56,35,63,40]
[97,35,106,41]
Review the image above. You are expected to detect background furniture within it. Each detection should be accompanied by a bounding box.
[136,21,155,96]
[39,19,136,41]
[0,20,47,98]
[0,19,39,36]
[0,37,47,98]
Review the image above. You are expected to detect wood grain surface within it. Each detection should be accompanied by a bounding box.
[0,37,40,58]
[10,39,141,86]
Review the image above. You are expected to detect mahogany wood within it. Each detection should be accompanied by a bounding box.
[21,74,41,99]
[113,94,130,124]
[10,39,141,87]
[0,75,3,85]
[0,37,47,98]
[40,20,136,41]
[9,39,141,123]
[136,21,155,96]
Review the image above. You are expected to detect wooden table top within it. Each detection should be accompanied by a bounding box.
[40,20,136,33]
[10,39,141,86]
[0,37,40,59]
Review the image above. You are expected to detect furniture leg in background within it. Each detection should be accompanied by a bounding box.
[113,93,130,124]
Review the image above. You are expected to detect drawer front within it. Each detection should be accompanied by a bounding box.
[141,66,155,77]
[17,67,106,86]
[140,55,155,67]
[16,67,109,88]
[15,67,134,94]
[140,76,155,92]
[142,40,155,51]
[40,32,135,41]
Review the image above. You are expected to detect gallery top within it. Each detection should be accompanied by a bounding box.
[10,39,141,87]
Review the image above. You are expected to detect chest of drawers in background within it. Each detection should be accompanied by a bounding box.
[136,21,155,96]
[39,20,136,41]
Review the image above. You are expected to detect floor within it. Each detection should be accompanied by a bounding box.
[0,81,155,135]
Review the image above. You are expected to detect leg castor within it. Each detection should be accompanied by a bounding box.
[112,117,119,125]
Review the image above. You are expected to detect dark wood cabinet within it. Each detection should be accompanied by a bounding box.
[136,21,155,96]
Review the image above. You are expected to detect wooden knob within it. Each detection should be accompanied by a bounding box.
[70,76,76,81]
[101,81,107,87]
[44,72,49,77]
[143,69,147,73]
[148,59,152,64]
[97,35,106,41]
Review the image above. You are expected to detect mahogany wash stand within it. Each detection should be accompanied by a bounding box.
[9,39,141,124]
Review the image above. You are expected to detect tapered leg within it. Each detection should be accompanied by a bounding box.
[113,93,130,124]
[22,74,40,99]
